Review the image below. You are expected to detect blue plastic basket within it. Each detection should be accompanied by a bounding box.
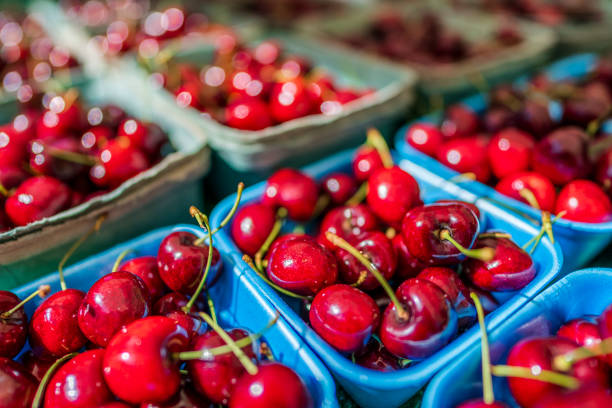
[394,54,612,274]
[422,268,612,408]
[210,148,563,408]
[12,225,338,408]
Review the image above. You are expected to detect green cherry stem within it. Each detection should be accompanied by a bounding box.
[32,352,79,408]
[366,128,394,169]
[438,229,495,262]
[206,291,217,326]
[184,207,213,313]
[254,207,287,272]
[345,182,368,206]
[0,285,50,319]
[491,365,580,390]
[0,182,8,197]
[242,255,311,300]
[553,337,612,372]
[470,292,494,404]
[111,249,132,273]
[518,188,541,210]
[192,183,244,246]
[478,232,512,240]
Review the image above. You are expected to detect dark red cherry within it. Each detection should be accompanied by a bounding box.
[0,291,27,358]
[482,107,516,134]
[30,289,88,358]
[80,126,112,153]
[457,400,509,408]
[366,166,420,227]
[495,171,557,212]
[405,123,443,156]
[555,180,612,223]
[103,316,190,404]
[0,125,28,166]
[262,168,319,221]
[317,204,379,251]
[153,292,189,315]
[0,357,37,408]
[231,202,276,256]
[557,319,602,349]
[562,84,611,127]
[0,164,28,190]
[157,231,222,294]
[440,104,480,139]
[78,271,151,347]
[228,362,313,408]
[90,139,149,188]
[269,79,314,122]
[5,175,71,226]
[532,127,590,185]
[380,278,457,359]
[598,303,612,365]
[165,310,206,343]
[309,284,380,353]
[29,137,85,181]
[118,118,165,156]
[487,128,535,179]
[436,199,481,220]
[266,236,337,296]
[321,172,357,205]
[120,256,167,302]
[352,145,384,182]
[20,351,53,381]
[533,383,612,408]
[392,234,427,280]
[225,96,272,131]
[355,338,400,372]
[516,99,553,138]
[44,349,113,408]
[141,380,212,408]
[596,147,612,193]
[437,136,491,183]
[189,328,257,404]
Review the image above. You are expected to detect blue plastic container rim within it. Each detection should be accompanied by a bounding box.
[394,53,612,234]
[211,148,563,390]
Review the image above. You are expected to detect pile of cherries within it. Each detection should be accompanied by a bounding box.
[232,0,342,23]
[342,12,522,65]
[0,202,313,408]
[0,89,170,232]
[404,55,612,223]
[231,130,539,370]
[152,37,370,131]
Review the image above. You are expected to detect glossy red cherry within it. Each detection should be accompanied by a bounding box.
[352,145,384,182]
[516,99,553,138]
[0,357,37,408]
[597,302,612,365]
[78,271,151,347]
[0,126,28,166]
[317,204,379,251]
[189,328,257,404]
[533,383,612,408]
[355,338,399,371]
[228,362,313,408]
[309,284,380,353]
[44,349,113,408]
[80,126,112,153]
[165,310,206,343]
[120,256,167,302]
[225,96,272,131]
[321,172,357,205]
[0,291,27,358]
[153,292,189,315]
[405,123,443,156]
[532,127,590,185]
[436,199,481,220]
[30,289,87,358]
[487,128,535,179]
[29,137,86,181]
[90,139,149,188]
[555,180,612,223]
[440,104,480,139]
[231,202,276,256]
[482,107,516,134]
[0,164,28,190]
[118,118,165,156]
[141,380,212,408]
[380,278,457,359]
[596,147,612,193]
[437,136,491,183]
[5,175,71,226]
[269,79,314,123]
[392,234,427,280]
[366,166,420,227]
[266,236,337,296]
[103,316,190,404]
[20,350,53,381]
[262,168,319,221]
[557,319,602,349]
[157,230,221,294]
[495,171,557,212]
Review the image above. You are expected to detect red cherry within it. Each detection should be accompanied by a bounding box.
[269,79,314,123]
[532,127,590,185]
[321,172,357,205]
[487,128,535,179]
[253,41,281,65]
[0,291,27,358]
[596,147,612,193]
[352,146,384,182]
[103,316,190,404]
[598,303,612,365]
[153,292,189,315]
[29,137,86,181]
[317,204,379,251]
[20,351,53,381]
[366,166,420,227]
[436,199,481,219]
[441,104,480,139]
[456,400,509,408]
[231,202,276,256]
[90,139,149,188]
[0,127,27,166]
[228,362,313,408]
[482,107,516,134]
[165,310,206,342]
[140,380,212,407]
[355,338,400,372]
[392,234,427,280]
[495,171,557,212]
[117,118,164,156]
[225,97,272,131]
[555,180,612,223]
[557,319,602,349]
[0,164,28,190]
[533,384,612,408]
[437,136,491,183]
[5,176,71,226]
[262,168,319,221]
[405,123,443,156]
[516,99,553,138]
[120,256,167,302]
[80,126,112,153]
[0,358,37,408]
[309,284,380,353]
[174,82,202,109]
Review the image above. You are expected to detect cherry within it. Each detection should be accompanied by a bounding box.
[118,118,165,156]
[157,230,221,294]
[29,137,86,181]
[0,164,28,190]
[321,172,357,205]
[495,171,557,212]
[562,86,610,127]
[188,329,257,404]
[80,126,112,153]
[436,199,481,220]
[597,302,612,365]
[165,310,206,343]
[456,400,509,408]
[103,316,190,404]
[120,256,167,302]
[224,96,272,130]
[352,145,384,182]
[515,99,554,138]
[482,107,516,134]
[533,383,612,408]
[366,166,420,227]
[334,231,397,290]
[437,136,491,183]
[355,338,400,371]
[228,362,313,408]
[153,292,189,315]
[557,319,602,349]
[266,236,337,296]
[78,271,151,347]
[90,139,149,188]
[532,127,590,185]
[487,128,535,179]
[141,380,212,408]
[392,234,427,280]
[309,284,380,353]
[440,104,480,139]
[21,351,53,381]
[0,358,37,408]
[380,278,457,359]
[0,291,27,358]
[29,289,88,358]
[262,168,319,221]
[5,175,71,226]
[44,349,113,408]
[555,180,612,223]
[231,202,276,256]
[269,79,314,122]
[405,123,443,156]
[317,204,379,251]
[0,126,28,166]
[596,147,612,193]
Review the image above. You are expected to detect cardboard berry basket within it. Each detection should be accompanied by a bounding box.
[11,224,338,408]
[422,268,612,408]
[394,53,612,275]
[209,148,563,408]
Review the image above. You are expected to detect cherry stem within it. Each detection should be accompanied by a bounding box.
[198,312,259,375]
[0,285,50,319]
[0,182,8,197]
[586,106,612,136]
[47,146,98,166]
[385,227,397,240]
[518,188,540,210]
[111,249,132,273]
[478,232,512,240]
[522,211,565,254]
[242,254,311,300]
[491,365,580,390]
[350,270,368,288]
[211,182,244,236]
[32,352,79,408]
[184,209,213,313]
[325,231,408,320]
[254,208,287,272]
[470,292,494,404]
[366,128,394,169]
[438,229,495,262]
[58,214,106,291]
[206,291,217,326]
[553,337,612,372]
[345,182,368,206]
[311,194,331,220]
[448,172,476,183]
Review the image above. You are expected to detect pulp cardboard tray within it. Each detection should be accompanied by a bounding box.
[394,53,612,275]
[209,148,563,408]
[11,224,338,408]
[422,268,612,408]
[297,1,556,100]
